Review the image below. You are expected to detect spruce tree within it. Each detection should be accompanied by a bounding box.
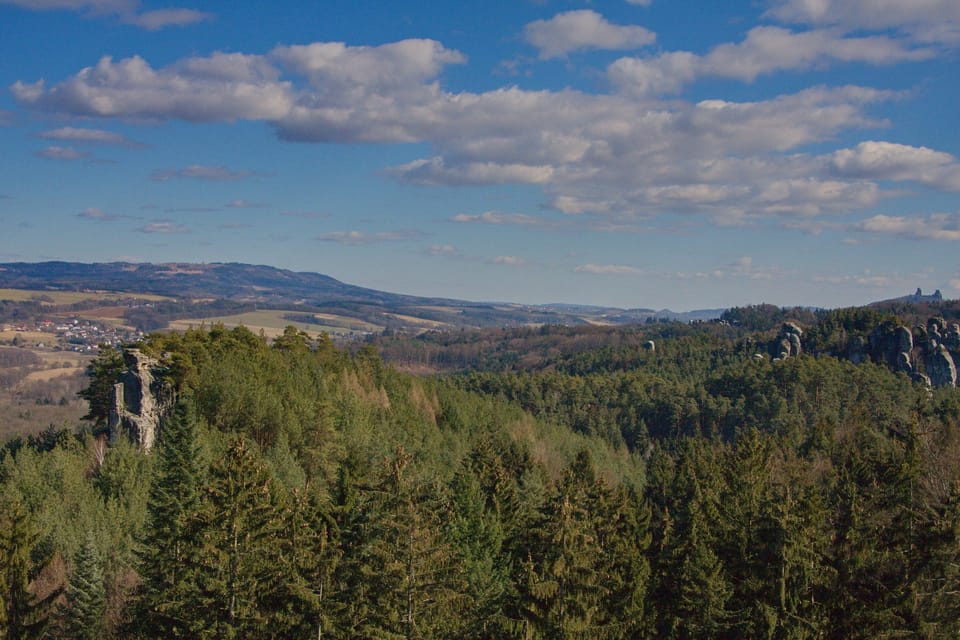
[64,532,106,640]
[137,397,202,638]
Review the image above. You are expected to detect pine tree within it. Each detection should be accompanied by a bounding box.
[0,495,59,639]
[516,450,649,639]
[332,446,467,639]
[179,436,306,639]
[137,397,202,638]
[63,532,106,640]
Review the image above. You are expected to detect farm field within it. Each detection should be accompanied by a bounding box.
[167,309,381,339]
[0,288,170,304]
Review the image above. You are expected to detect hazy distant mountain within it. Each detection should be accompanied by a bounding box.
[0,261,724,329]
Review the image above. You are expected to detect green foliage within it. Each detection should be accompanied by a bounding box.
[63,532,107,640]
[11,316,960,638]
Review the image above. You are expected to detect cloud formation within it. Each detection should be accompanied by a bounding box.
[575,263,644,276]
[852,212,960,241]
[137,220,188,234]
[151,165,258,181]
[0,0,211,30]
[523,10,655,59]
[609,26,933,95]
[39,126,142,146]
[77,207,118,220]
[34,145,88,160]
[316,230,424,245]
[9,26,958,233]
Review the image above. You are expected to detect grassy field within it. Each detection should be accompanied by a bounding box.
[168,310,382,339]
[0,288,170,304]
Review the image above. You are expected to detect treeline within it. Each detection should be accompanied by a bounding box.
[1,322,960,637]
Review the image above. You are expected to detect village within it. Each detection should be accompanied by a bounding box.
[0,317,144,352]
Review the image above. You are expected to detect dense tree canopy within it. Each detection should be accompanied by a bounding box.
[2,317,960,638]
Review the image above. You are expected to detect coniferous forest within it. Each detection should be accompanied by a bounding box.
[3,309,960,638]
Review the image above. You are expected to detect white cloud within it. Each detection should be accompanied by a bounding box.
[34,145,88,160]
[767,0,960,45]
[450,211,553,227]
[609,26,933,96]
[491,255,527,267]
[523,10,655,59]
[77,207,116,220]
[122,8,211,30]
[830,141,960,190]
[0,0,134,11]
[625,0,652,5]
[575,263,644,275]
[316,230,424,245]
[392,158,553,186]
[224,199,268,208]
[151,165,258,181]
[13,54,292,122]
[11,38,956,230]
[851,212,960,241]
[425,244,458,257]
[0,0,213,30]
[137,220,188,234]
[39,126,141,146]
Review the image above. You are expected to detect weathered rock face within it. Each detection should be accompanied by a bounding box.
[927,346,958,388]
[108,348,174,450]
[868,323,914,373]
[772,322,803,359]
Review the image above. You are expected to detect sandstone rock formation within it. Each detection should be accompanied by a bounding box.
[772,322,803,359]
[927,345,958,388]
[108,348,174,450]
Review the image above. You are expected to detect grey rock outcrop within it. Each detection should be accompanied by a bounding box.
[868,323,913,373]
[772,322,803,359]
[927,346,957,388]
[108,348,174,451]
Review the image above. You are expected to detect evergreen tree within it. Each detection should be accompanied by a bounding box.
[0,494,58,639]
[137,397,202,638]
[179,436,306,639]
[332,446,467,639]
[63,532,106,640]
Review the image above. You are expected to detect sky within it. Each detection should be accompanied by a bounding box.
[1,0,959,311]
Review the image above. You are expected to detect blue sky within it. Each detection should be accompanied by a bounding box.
[1,0,959,310]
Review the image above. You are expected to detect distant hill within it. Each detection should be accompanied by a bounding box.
[871,288,944,306]
[0,261,724,331]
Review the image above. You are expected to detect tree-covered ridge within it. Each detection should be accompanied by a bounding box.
[1,321,960,637]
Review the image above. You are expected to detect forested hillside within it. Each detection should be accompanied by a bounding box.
[2,317,960,638]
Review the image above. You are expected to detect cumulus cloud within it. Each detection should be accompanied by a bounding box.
[829,141,960,190]
[137,220,188,234]
[316,230,424,245]
[851,212,960,241]
[767,0,960,45]
[39,126,141,147]
[34,145,88,160]
[609,26,933,96]
[523,10,655,59]
[575,263,644,275]
[10,36,957,229]
[151,165,258,181]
